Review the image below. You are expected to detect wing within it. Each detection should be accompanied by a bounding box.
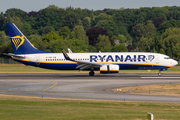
[61,49,102,70]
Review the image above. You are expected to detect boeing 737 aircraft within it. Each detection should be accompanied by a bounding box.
[4,23,178,76]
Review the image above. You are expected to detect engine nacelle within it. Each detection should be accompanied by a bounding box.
[100,64,119,74]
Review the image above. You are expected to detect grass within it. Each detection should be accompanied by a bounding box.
[0,94,180,120]
[114,83,180,97]
[0,65,180,119]
[0,64,180,74]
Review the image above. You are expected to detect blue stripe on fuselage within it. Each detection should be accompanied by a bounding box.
[14,59,169,70]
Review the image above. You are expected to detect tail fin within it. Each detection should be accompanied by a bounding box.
[6,23,49,54]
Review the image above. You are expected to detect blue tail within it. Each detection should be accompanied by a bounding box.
[6,23,49,54]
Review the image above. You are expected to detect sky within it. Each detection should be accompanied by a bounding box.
[1,0,180,13]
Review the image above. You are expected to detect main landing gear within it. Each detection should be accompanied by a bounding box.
[158,70,162,76]
[89,70,95,76]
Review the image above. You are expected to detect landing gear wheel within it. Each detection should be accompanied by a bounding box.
[158,72,162,76]
[89,71,95,76]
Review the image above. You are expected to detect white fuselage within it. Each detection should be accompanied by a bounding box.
[13,52,178,70]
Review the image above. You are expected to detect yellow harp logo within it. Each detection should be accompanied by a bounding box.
[11,36,25,50]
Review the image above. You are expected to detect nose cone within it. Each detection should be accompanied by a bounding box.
[172,60,178,66]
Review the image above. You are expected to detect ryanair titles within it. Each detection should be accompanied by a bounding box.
[90,55,149,62]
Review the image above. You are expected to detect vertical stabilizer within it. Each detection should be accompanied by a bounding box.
[6,23,49,54]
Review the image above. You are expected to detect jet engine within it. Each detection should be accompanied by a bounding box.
[100,64,119,74]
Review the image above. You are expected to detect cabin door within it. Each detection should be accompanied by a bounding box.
[155,55,160,64]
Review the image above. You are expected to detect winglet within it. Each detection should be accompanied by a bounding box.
[68,48,73,53]
[61,49,71,60]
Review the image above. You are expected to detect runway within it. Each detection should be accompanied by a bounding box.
[0,73,180,102]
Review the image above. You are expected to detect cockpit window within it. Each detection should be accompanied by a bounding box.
[164,57,170,59]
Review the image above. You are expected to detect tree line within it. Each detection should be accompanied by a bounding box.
[1,5,180,59]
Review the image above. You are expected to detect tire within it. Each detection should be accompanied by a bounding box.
[158,73,162,76]
[89,71,95,76]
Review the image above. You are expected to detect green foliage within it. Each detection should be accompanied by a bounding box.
[96,35,111,52]
[59,26,71,39]
[172,44,180,59]
[160,28,180,57]
[117,34,127,43]
[132,20,156,42]
[0,31,6,46]
[47,5,59,10]
[159,19,180,33]
[159,48,166,55]
[4,43,13,53]
[138,37,153,52]
[70,39,88,52]
[71,25,89,45]
[22,22,32,36]
[131,23,145,41]
[111,44,128,52]
[38,26,55,35]
[118,26,128,37]
[145,20,157,38]
[42,31,60,43]
[50,39,65,53]
[36,5,65,30]
[63,39,71,50]
[62,12,80,30]
[29,34,47,51]
[92,13,113,27]
[87,45,97,52]
[5,16,23,31]
[95,20,118,36]
[2,6,180,57]
[167,49,172,58]
[82,17,91,30]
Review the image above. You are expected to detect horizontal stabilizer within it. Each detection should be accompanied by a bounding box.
[3,53,25,59]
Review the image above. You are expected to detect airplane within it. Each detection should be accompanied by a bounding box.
[3,23,178,76]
